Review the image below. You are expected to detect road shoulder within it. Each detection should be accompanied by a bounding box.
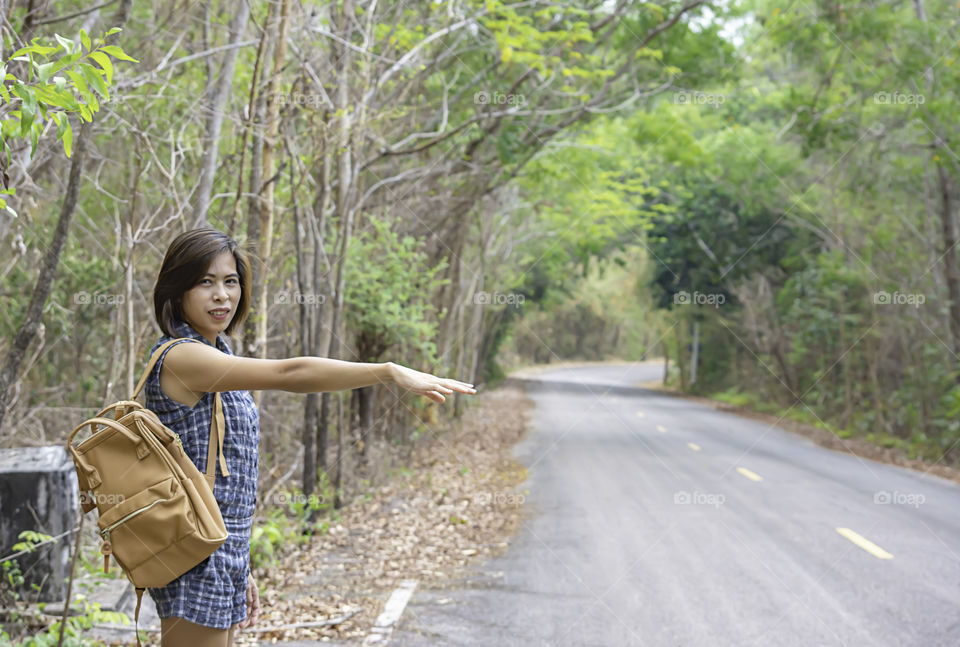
[244,384,534,644]
[636,378,960,486]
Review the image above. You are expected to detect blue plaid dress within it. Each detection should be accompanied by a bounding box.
[144,319,260,629]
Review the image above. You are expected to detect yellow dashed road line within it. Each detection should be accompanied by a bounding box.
[736,467,763,482]
[656,425,667,433]
[687,442,701,451]
[836,527,894,559]
[635,411,645,418]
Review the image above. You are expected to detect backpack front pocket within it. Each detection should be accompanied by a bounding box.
[97,476,193,572]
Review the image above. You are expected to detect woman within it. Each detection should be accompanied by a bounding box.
[144,227,476,646]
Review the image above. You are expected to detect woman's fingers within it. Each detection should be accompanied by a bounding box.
[438,378,474,392]
[393,363,476,399]
[241,574,260,628]
[424,379,475,399]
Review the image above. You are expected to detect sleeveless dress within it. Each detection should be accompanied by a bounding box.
[143,319,261,629]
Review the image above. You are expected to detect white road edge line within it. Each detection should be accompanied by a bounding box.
[363,579,419,645]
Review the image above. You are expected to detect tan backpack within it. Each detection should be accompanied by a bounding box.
[66,337,229,643]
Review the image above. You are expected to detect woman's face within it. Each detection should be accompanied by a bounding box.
[180,250,242,344]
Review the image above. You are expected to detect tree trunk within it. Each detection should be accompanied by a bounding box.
[0,122,90,433]
[112,0,133,26]
[676,322,689,390]
[912,0,960,363]
[251,0,292,378]
[936,164,960,357]
[313,121,332,481]
[466,259,486,387]
[102,305,120,404]
[357,385,374,455]
[228,2,267,237]
[243,1,274,359]
[334,391,343,509]
[320,391,331,477]
[689,319,700,387]
[122,146,144,396]
[437,217,469,374]
[123,220,135,396]
[192,0,251,227]
[838,283,852,428]
[0,1,8,50]
[292,151,318,502]
[325,0,355,509]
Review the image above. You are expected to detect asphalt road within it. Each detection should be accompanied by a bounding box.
[392,362,960,646]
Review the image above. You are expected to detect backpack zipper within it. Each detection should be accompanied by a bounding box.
[100,497,171,573]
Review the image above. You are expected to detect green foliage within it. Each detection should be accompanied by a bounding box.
[514,116,670,310]
[1,558,24,603]
[0,29,136,220]
[482,0,597,83]
[0,29,137,165]
[11,530,51,554]
[640,101,813,307]
[623,0,960,463]
[502,244,665,365]
[250,475,336,571]
[930,384,960,460]
[249,515,285,571]
[0,594,127,646]
[1,531,52,604]
[344,215,447,362]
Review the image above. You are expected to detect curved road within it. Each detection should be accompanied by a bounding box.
[392,362,960,646]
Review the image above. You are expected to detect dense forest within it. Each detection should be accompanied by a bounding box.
[1,0,958,514]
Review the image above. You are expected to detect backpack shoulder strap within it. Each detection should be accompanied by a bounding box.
[134,587,145,647]
[131,337,197,400]
[131,337,230,483]
[206,392,229,485]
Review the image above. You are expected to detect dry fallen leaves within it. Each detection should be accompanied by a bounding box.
[238,385,532,644]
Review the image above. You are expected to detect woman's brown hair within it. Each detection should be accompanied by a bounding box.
[153,227,251,338]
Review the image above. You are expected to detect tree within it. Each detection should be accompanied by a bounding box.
[0,29,136,433]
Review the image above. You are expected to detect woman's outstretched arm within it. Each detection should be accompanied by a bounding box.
[162,341,475,402]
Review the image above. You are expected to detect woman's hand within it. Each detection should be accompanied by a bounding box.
[238,573,260,629]
[388,363,476,403]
